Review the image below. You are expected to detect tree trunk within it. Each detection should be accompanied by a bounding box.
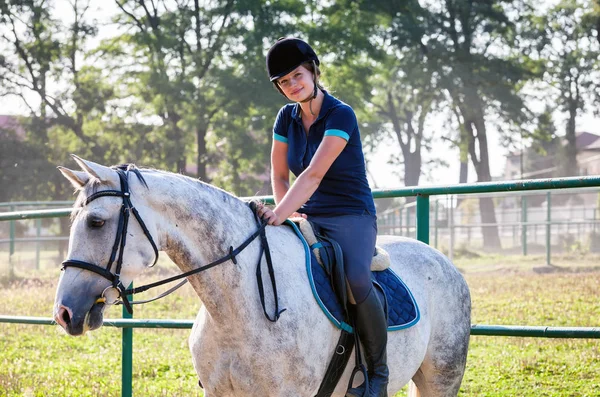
[464,92,502,249]
[196,125,208,181]
[404,151,421,187]
[564,102,578,176]
[403,152,421,205]
[596,1,600,46]
[459,160,468,184]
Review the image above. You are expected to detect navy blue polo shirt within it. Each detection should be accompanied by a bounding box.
[272,91,376,216]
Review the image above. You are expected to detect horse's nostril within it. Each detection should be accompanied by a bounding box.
[61,308,71,326]
[56,306,72,329]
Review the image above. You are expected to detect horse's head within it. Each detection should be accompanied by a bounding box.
[54,155,158,336]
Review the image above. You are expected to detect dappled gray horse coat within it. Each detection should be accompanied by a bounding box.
[54,156,471,397]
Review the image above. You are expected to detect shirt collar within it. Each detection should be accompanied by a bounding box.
[291,90,336,123]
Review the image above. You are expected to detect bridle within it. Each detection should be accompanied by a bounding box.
[62,167,158,314]
[61,166,284,321]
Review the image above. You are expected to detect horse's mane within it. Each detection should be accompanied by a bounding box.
[112,163,148,188]
[72,163,252,220]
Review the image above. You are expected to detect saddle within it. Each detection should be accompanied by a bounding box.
[297,218,391,271]
[296,218,390,306]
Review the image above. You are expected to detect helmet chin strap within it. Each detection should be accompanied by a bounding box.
[299,86,318,116]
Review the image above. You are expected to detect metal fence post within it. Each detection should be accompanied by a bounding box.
[434,199,439,248]
[405,205,410,237]
[9,205,15,279]
[122,285,133,397]
[36,218,41,270]
[522,195,528,256]
[416,194,430,244]
[546,191,551,266]
[449,196,454,261]
[398,207,403,236]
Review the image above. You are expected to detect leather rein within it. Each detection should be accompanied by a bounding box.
[61,167,285,321]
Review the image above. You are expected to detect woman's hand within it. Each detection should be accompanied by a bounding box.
[257,204,283,226]
[290,212,308,220]
[256,203,307,226]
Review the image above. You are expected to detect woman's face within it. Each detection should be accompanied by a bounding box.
[276,65,314,102]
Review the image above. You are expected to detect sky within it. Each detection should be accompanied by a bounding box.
[1,0,598,189]
[368,112,599,188]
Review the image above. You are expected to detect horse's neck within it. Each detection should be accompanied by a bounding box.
[146,172,263,320]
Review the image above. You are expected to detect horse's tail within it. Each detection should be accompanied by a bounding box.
[407,381,421,397]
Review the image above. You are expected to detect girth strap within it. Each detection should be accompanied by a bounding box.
[314,329,354,397]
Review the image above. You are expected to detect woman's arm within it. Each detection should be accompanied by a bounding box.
[260,136,347,225]
[270,139,290,205]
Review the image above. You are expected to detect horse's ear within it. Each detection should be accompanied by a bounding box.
[71,154,115,183]
[58,166,89,189]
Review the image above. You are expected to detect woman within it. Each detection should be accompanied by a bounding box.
[257,37,388,397]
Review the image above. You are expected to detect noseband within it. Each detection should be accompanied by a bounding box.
[61,168,159,314]
[61,167,284,321]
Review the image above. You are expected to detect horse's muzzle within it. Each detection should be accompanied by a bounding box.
[54,301,105,336]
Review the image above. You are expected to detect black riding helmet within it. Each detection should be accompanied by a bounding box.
[266,37,320,82]
[266,38,321,105]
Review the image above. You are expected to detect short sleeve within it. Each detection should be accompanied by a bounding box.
[273,106,289,144]
[324,105,357,142]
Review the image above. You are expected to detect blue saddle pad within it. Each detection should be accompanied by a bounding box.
[285,221,420,333]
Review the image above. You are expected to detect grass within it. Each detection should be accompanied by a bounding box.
[1,251,600,396]
[0,272,203,397]
[461,272,600,397]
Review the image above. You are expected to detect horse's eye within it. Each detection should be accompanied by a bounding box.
[88,217,106,228]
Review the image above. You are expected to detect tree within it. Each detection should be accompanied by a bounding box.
[533,0,600,176]
[0,0,115,203]
[594,0,600,46]
[325,0,536,248]
[0,0,115,158]
[427,0,538,248]
[318,1,442,192]
[109,0,297,182]
[0,126,55,202]
[523,106,562,178]
[371,56,440,189]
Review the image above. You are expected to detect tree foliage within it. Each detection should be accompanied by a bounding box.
[0,0,597,221]
[530,0,600,176]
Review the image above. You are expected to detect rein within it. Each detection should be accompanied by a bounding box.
[61,167,284,321]
[121,203,285,321]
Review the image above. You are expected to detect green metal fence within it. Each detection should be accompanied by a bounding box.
[0,201,72,275]
[377,186,600,265]
[2,175,600,397]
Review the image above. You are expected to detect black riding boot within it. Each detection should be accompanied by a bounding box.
[346,286,389,397]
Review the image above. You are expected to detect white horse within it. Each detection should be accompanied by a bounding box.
[53,156,471,397]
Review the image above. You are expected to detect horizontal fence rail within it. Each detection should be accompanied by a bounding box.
[4,175,600,222]
[2,316,600,338]
[0,207,72,221]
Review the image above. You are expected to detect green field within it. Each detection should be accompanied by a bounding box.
[1,253,599,396]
